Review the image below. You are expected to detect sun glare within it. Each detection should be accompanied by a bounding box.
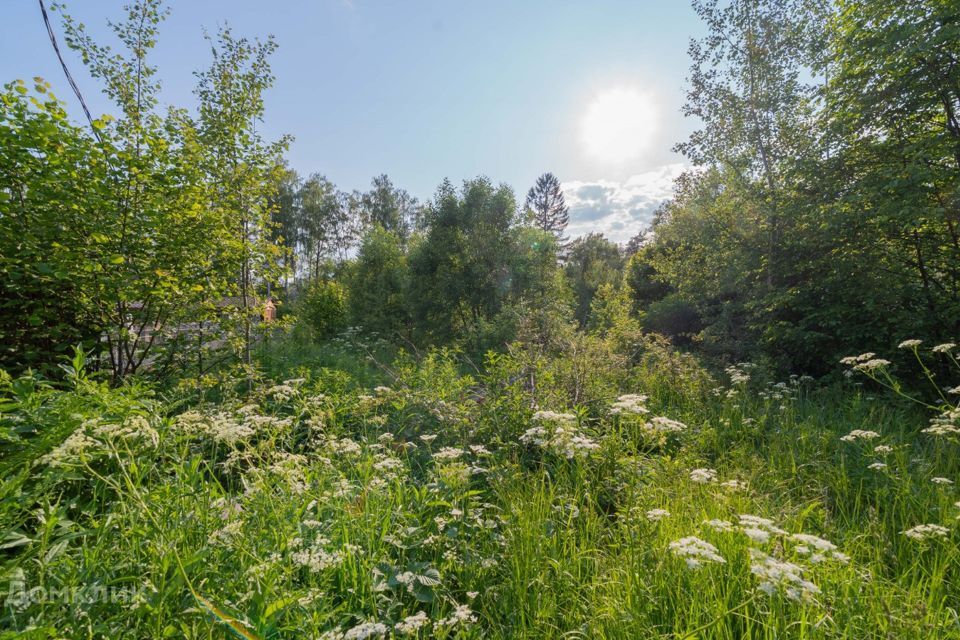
[581,87,658,164]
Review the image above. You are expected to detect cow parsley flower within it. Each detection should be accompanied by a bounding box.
[867,461,887,471]
[901,524,949,541]
[840,429,880,443]
[343,621,388,639]
[646,509,670,522]
[932,343,956,354]
[690,468,718,484]
[436,604,477,628]
[719,479,747,491]
[395,612,429,635]
[931,477,954,485]
[610,394,649,416]
[750,549,819,601]
[898,339,922,349]
[669,536,726,568]
[648,416,687,433]
[433,447,464,461]
[873,445,893,454]
[704,519,734,532]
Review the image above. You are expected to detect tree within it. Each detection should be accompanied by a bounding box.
[677,0,822,288]
[298,173,347,281]
[524,173,570,242]
[0,80,104,373]
[360,174,418,242]
[345,227,410,338]
[194,25,289,376]
[563,234,623,326]
[408,178,518,348]
[54,0,242,381]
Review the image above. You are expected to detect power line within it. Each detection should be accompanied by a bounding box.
[38,0,101,143]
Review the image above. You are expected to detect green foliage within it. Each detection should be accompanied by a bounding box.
[2,330,959,637]
[564,233,623,327]
[345,227,410,339]
[298,279,346,339]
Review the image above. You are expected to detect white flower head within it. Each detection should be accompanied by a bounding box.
[669,536,725,568]
[690,468,718,484]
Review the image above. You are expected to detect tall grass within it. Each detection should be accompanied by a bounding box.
[0,339,957,638]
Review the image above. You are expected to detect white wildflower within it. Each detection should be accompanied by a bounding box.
[873,445,893,454]
[610,394,649,416]
[669,536,726,569]
[395,612,429,635]
[750,549,819,601]
[743,527,770,544]
[433,447,463,461]
[532,410,577,423]
[648,416,687,433]
[719,479,747,491]
[840,429,880,443]
[690,468,718,484]
[867,462,887,471]
[437,604,477,628]
[343,621,388,639]
[932,343,956,354]
[645,509,671,522]
[931,477,954,485]
[704,519,734,532]
[901,524,949,541]
[898,339,922,349]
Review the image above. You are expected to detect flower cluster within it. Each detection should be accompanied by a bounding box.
[750,549,820,601]
[840,429,880,443]
[609,394,649,416]
[689,468,718,484]
[520,411,598,459]
[669,536,726,569]
[901,524,949,541]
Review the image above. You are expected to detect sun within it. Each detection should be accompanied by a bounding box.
[581,87,659,164]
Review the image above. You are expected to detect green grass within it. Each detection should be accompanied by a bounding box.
[0,339,958,638]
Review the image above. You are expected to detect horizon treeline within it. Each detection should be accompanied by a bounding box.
[1,0,958,381]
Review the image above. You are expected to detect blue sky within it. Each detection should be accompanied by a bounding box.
[1,1,705,242]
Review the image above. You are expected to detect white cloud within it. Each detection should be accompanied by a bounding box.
[562,162,687,244]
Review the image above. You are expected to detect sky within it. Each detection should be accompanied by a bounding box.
[0,1,705,243]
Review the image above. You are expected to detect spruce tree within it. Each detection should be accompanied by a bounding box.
[524,172,570,241]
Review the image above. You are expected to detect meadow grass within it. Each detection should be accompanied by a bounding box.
[0,339,958,638]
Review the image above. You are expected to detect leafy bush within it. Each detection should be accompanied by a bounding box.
[298,279,347,339]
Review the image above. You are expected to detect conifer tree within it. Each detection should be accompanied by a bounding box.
[524,173,569,242]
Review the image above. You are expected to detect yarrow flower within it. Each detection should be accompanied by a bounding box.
[840,429,881,443]
[432,447,464,461]
[867,461,887,471]
[719,479,747,491]
[898,339,922,349]
[645,509,670,522]
[749,549,820,601]
[901,524,949,541]
[931,477,954,486]
[609,394,649,416]
[932,343,956,354]
[704,519,734,532]
[395,612,429,636]
[436,604,477,628]
[343,621,388,639]
[690,468,718,484]
[520,414,598,459]
[648,416,687,433]
[669,536,726,569]
[873,445,893,454]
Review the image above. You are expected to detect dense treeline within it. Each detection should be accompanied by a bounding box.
[627,0,960,373]
[2,0,959,383]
